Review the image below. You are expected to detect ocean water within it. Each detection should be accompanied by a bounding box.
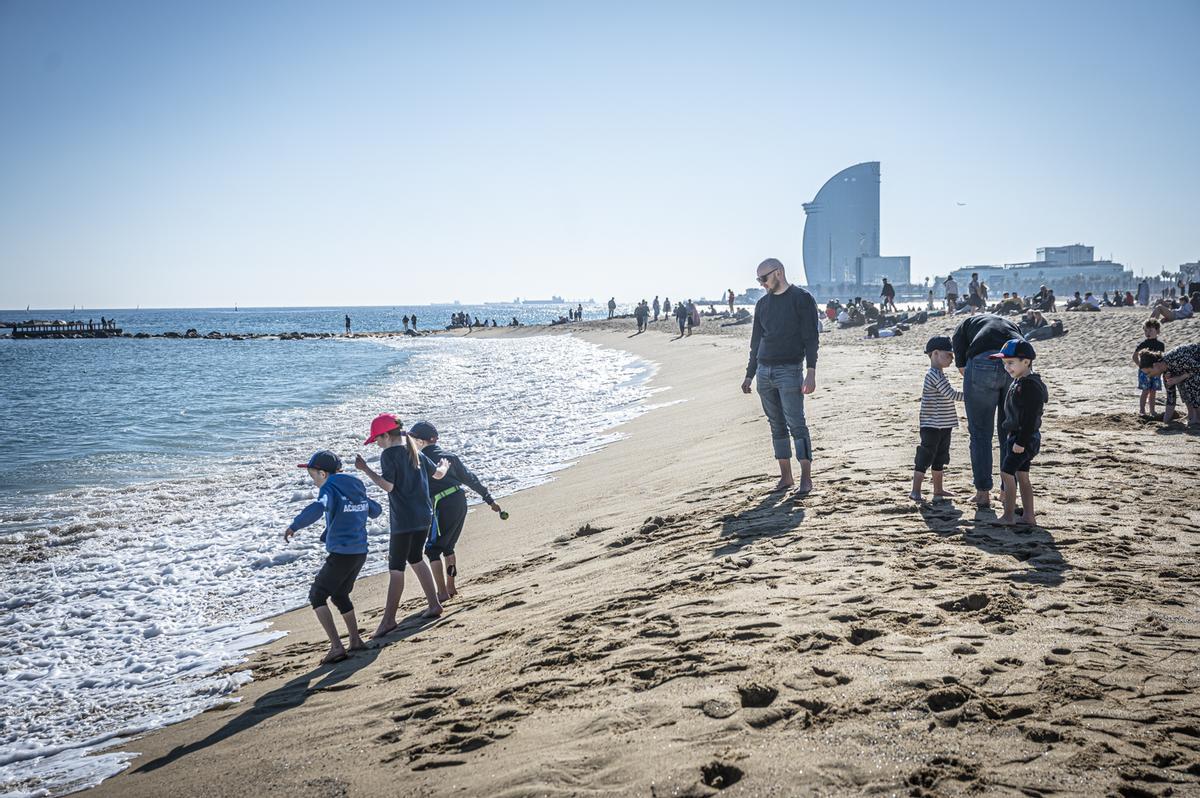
[0,302,623,337]
[0,323,655,797]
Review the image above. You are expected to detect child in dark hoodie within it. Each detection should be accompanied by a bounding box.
[285,450,382,664]
[990,340,1048,526]
[408,421,504,602]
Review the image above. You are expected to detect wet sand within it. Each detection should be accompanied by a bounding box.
[91,307,1200,797]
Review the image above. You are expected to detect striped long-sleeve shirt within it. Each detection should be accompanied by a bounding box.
[920,367,963,428]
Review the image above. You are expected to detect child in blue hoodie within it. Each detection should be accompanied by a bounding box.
[284,450,382,664]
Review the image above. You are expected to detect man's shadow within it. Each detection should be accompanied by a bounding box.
[918,502,1069,587]
[716,489,806,557]
[132,611,438,774]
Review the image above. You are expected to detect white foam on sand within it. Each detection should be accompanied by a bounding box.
[0,335,653,797]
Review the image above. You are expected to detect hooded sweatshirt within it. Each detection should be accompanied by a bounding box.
[422,443,494,505]
[1000,372,1048,447]
[289,472,382,555]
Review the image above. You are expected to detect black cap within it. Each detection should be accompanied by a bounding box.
[924,335,953,354]
[408,421,438,441]
[297,450,342,472]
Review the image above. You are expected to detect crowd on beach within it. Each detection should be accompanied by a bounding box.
[616,290,741,336]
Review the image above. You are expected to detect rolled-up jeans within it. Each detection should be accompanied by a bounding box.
[756,362,812,462]
[962,352,1012,491]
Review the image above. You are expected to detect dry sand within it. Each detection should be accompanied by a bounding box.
[91,307,1200,797]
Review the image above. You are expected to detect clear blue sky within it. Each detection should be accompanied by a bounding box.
[2,0,1197,307]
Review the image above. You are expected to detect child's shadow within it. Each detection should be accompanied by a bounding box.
[132,609,438,774]
[918,503,1069,587]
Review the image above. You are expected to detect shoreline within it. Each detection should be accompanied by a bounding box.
[71,308,1200,796]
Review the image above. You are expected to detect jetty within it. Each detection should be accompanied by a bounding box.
[8,320,123,339]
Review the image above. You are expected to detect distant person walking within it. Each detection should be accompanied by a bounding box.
[880,278,897,313]
[608,297,617,319]
[673,299,687,336]
[952,312,1021,507]
[728,289,736,314]
[344,314,351,335]
[653,296,660,321]
[403,314,410,330]
[686,300,699,336]
[741,258,820,493]
[944,276,959,312]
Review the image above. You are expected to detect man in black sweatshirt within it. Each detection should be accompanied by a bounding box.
[952,312,1021,507]
[741,258,820,492]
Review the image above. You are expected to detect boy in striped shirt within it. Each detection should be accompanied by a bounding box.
[911,336,964,502]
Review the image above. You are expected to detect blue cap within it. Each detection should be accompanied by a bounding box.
[297,450,342,472]
[989,338,1036,360]
[408,421,438,441]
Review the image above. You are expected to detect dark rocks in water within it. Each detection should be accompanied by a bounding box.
[163,332,181,338]
[134,332,150,339]
[204,331,223,340]
[184,329,199,338]
[229,334,244,341]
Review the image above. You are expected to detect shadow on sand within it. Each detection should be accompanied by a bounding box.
[132,610,440,774]
[715,488,807,558]
[918,502,1069,587]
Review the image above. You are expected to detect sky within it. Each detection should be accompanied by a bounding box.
[1,0,1197,308]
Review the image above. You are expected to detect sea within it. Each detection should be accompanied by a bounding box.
[0,304,656,797]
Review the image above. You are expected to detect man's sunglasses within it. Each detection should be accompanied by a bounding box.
[757,268,779,285]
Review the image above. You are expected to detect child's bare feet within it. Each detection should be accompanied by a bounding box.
[797,478,813,494]
[973,490,991,507]
[370,620,398,639]
[436,593,450,604]
[1018,513,1037,526]
[772,479,794,492]
[933,492,954,501]
[908,490,923,503]
[996,514,1015,526]
[421,605,443,619]
[321,645,348,664]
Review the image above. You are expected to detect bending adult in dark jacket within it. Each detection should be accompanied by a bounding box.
[408,421,503,602]
[741,258,820,492]
[952,313,1022,507]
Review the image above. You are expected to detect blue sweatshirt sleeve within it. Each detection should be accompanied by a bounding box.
[290,496,327,531]
[367,497,382,519]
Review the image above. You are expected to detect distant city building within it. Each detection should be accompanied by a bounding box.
[1036,244,1094,266]
[801,161,910,291]
[944,244,1132,296]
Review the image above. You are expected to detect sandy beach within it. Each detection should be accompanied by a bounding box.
[89,307,1200,798]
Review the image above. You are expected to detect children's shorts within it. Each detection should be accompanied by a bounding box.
[1138,371,1162,391]
[1000,432,1040,475]
[914,427,953,472]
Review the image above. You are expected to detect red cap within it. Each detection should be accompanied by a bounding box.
[364,413,401,445]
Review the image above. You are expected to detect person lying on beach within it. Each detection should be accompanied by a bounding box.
[1140,346,1200,427]
[408,421,504,603]
[911,336,963,503]
[284,450,382,664]
[356,414,451,638]
[992,340,1048,526]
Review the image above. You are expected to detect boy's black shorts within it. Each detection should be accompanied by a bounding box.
[914,427,952,473]
[1000,432,1040,475]
[310,552,367,612]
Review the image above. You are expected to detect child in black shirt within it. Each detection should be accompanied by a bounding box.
[990,339,1048,526]
[1132,318,1165,416]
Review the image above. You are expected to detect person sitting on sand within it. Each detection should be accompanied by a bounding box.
[355,414,451,637]
[284,450,382,664]
[1150,294,1192,322]
[911,336,963,503]
[1140,345,1200,427]
[991,339,1048,526]
[1133,319,1166,416]
[1065,292,1083,311]
[408,421,504,603]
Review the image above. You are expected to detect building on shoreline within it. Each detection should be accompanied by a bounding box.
[800,161,911,300]
[939,244,1148,298]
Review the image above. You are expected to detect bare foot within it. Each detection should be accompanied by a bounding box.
[909,490,924,503]
[933,490,954,500]
[772,479,794,492]
[973,490,991,507]
[347,637,367,652]
[447,585,458,599]
[1017,514,1037,526]
[996,515,1015,526]
[321,646,348,664]
[436,593,450,604]
[797,479,813,494]
[370,621,398,640]
[421,605,443,619]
